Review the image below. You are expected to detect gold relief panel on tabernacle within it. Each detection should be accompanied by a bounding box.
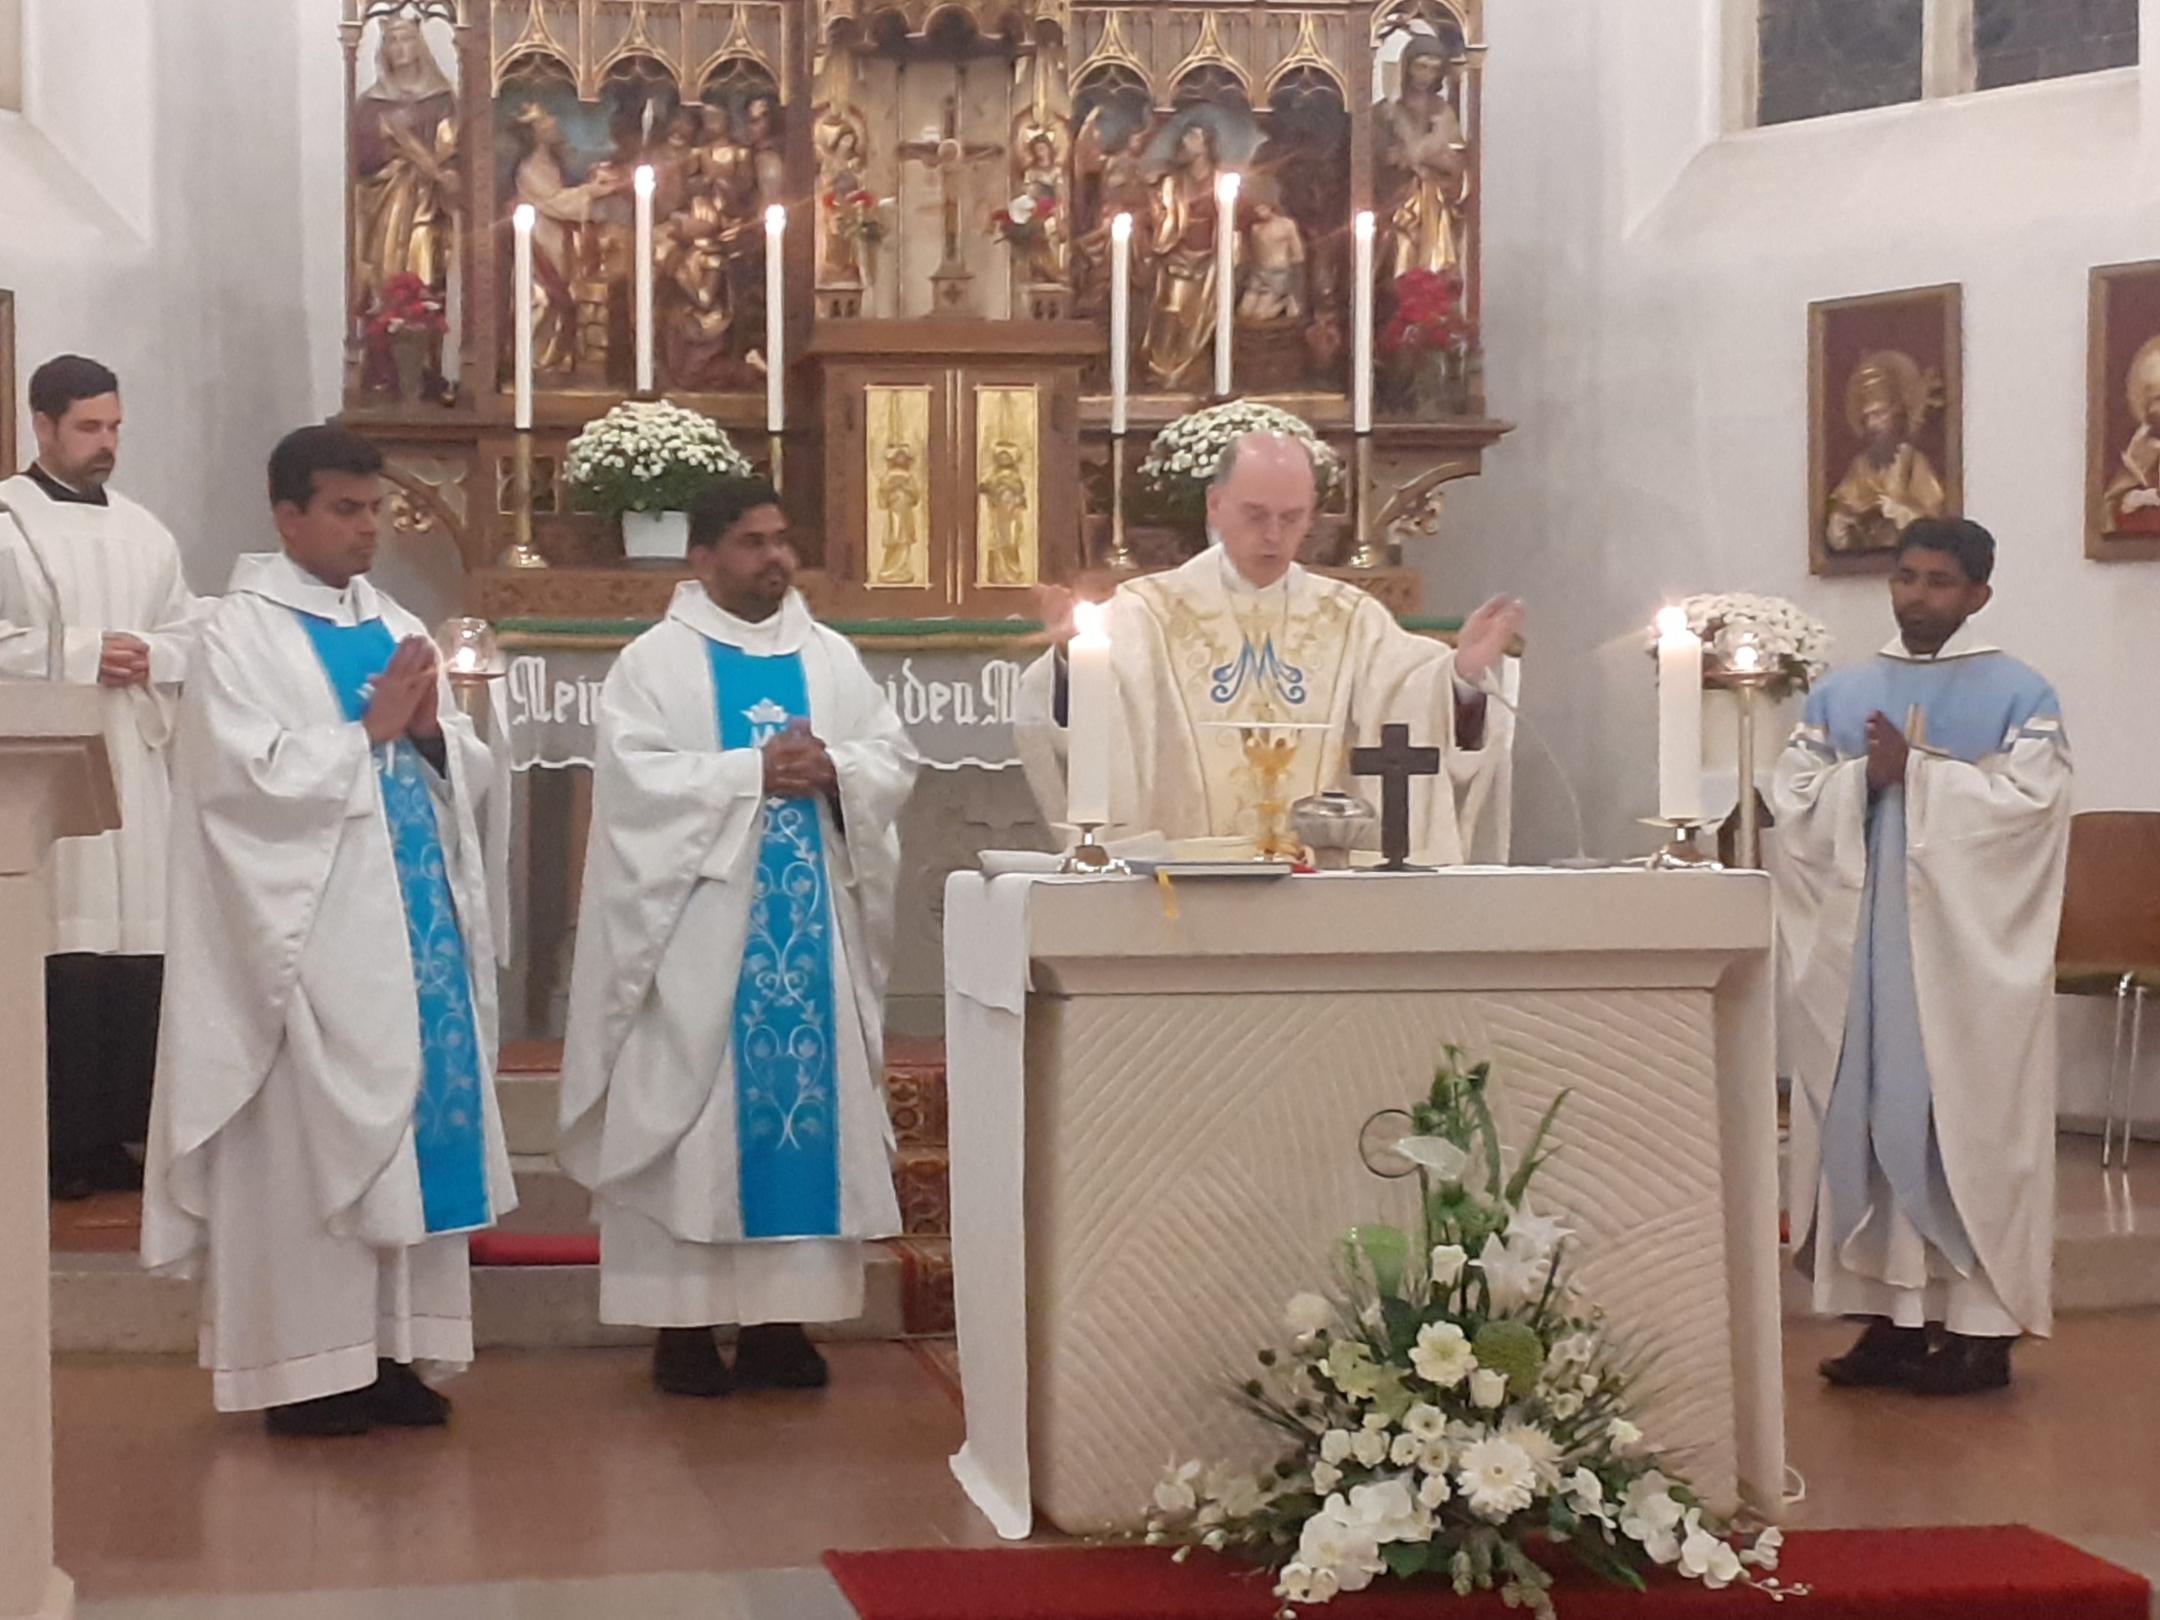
[866,385,932,590]
[974,385,1039,589]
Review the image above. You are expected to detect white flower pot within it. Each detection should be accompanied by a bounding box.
[621,509,691,565]
[1698,687,1798,822]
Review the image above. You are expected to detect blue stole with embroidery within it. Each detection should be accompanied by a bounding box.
[707,639,842,1239]
[295,612,492,1237]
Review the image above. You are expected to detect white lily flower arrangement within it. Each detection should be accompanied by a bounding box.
[563,398,753,518]
[1135,400,1344,532]
[1643,592,1832,698]
[1143,1048,1793,1618]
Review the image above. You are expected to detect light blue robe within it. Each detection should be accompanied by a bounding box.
[1789,644,2063,1293]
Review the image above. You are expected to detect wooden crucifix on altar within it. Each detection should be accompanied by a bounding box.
[897,92,1006,313]
[1352,723,1442,871]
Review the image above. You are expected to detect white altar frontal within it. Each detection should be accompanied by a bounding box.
[943,867,1784,1540]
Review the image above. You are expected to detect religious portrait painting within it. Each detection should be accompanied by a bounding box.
[1808,285,1963,577]
[2086,258,2160,562]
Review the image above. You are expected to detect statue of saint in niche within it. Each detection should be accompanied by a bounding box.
[353,16,459,311]
[1141,120,1231,390]
[1377,34,1469,282]
[506,104,629,373]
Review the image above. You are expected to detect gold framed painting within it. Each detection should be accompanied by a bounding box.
[2087,259,2160,563]
[1808,285,1963,577]
[0,289,15,478]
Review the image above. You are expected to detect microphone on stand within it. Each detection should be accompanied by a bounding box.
[1478,682,1602,869]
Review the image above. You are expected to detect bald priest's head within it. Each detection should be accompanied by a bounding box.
[1206,429,1316,590]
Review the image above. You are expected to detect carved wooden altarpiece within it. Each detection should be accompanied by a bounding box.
[334,0,1509,624]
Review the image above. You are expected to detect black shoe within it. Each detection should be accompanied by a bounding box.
[1819,1319,1929,1388]
[1909,1333,2013,1396]
[97,1145,145,1193]
[653,1327,733,1398]
[366,1359,452,1427]
[733,1323,829,1390]
[265,1388,373,1438]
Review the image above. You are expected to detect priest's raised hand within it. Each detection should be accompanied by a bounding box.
[1455,594,1526,685]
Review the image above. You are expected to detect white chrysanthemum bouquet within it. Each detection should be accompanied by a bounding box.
[1143,1050,1788,1618]
[1644,593,1832,698]
[564,398,753,517]
[1135,400,1344,531]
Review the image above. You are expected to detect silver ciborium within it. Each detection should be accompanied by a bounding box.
[1289,790,1379,871]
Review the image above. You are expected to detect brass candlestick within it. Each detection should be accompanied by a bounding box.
[1346,432,1384,570]
[1642,817,1721,870]
[1704,649,1778,870]
[1060,822,1130,875]
[1106,432,1135,571]
[498,429,548,571]
[769,431,785,495]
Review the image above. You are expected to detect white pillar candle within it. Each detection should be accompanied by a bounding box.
[1352,210,1376,433]
[766,204,787,434]
[1655,606,1705,823]
[1109,212,1133,436]
[633,164,655,394]
[511,203,535,431]
[1067,599,1113,828]
[1213,170,1240,398]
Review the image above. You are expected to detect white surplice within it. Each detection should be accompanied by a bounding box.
[1771,628,2071,1337]
[559,584,916,1327]
[0,473,210,953]
[141,552,515,1410]
[1014,548,1514,864]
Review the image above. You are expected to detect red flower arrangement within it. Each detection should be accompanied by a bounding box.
[364,273,447,341]
[1379,269,1471,360]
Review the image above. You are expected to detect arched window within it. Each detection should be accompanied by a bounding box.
[0,0,22,114]
[1749,0,2137,128]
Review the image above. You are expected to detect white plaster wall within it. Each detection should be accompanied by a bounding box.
[1424,0,2160,1117]
[1,0,314,595]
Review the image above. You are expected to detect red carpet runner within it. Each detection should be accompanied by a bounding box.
[824,1526,2147,1620]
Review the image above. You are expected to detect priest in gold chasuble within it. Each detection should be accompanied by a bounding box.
[1017,432,1521,865]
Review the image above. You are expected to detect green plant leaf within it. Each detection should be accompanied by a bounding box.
[1383,1541,1434,1579]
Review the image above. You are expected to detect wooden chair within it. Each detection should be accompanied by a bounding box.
[2055,811,2160,1167]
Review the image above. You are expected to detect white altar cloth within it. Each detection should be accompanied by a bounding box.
[944,867,1783,1539]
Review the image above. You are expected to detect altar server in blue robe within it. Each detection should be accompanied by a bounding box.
[142,427,515,1436]
[561,476,918,1397]
[1773,517,2072,1396]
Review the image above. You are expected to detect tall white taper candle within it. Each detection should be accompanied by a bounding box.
[633,165,656,394]
[1352,211,1376,434]
[1655,606,1705,823]
[511,203,535,430]
[1109,212,1133,436]
[765,204,787,434]
[1067,599,1113,827]
[1213,170,1240,398]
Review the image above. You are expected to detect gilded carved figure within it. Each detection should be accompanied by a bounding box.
[876,444,925,585]
[507,104,628,373]
[1377,35,1469,281]
[977,440,1031,585]
[353,16,459,313]
[1142,121,1230,390]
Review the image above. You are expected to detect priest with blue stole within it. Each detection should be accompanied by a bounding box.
[1772,517,2071,1397]
[560,476,919,1397]
[142,427,515,1436]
